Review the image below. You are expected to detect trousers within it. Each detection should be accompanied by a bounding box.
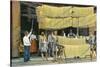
[24,46,30,62]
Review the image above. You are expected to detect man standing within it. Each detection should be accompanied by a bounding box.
[48,32,54,57]
[23,29,32,62]
[88,33,96,60]
[52,31,58,61]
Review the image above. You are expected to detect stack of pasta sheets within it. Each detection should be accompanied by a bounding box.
[36,5,95,29]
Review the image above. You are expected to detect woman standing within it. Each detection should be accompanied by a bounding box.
[39,32,48,60]
[30,33,37,53]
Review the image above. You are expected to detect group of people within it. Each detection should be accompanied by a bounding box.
[39,31,58,61]
[23,28,60,62]
[22,27,96,62]
[62,30,76,38]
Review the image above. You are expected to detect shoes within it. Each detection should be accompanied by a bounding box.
[24,60,28,62]
[24,59,30,62]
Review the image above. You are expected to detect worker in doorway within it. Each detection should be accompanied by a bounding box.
[67,30,76,38]
[23,28,32,62]
[62,30,66,37]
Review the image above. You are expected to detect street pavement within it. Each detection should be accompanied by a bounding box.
[11,56,96,67]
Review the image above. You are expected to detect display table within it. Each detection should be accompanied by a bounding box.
[57,36,90,58]
[58,36,86,45]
